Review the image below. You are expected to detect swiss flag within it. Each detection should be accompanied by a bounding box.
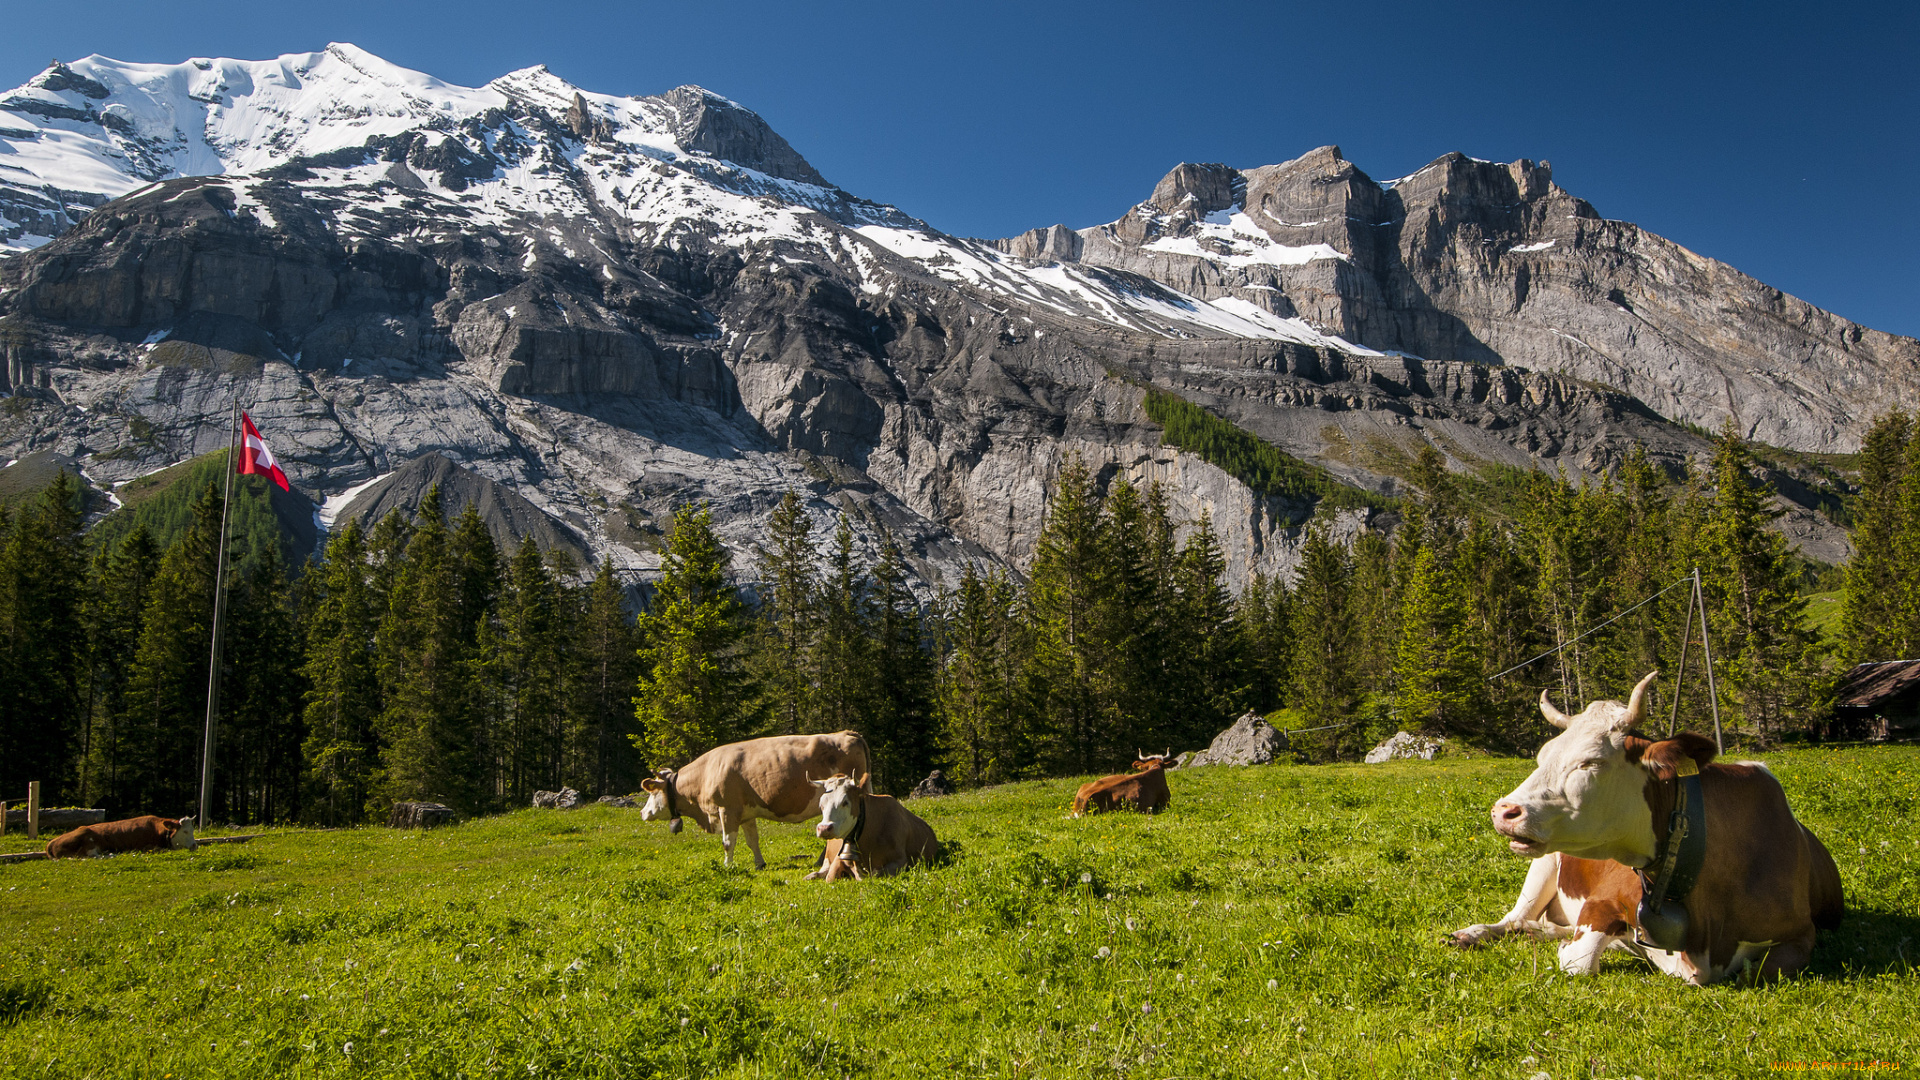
[238,411,291,492]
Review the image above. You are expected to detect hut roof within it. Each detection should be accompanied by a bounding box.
[1834,660,1920,709]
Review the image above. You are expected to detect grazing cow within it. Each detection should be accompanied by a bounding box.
[46,815,198,859]
[803,773,940,881]
[1072,752,1172,817]
[639,731,870,869]
[1450,672,1844,984]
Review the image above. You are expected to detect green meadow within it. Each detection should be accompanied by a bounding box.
[3,747,1916,1079]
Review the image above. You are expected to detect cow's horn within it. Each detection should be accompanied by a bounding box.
[1540,689,1572,729]
[1620,670,1659,730]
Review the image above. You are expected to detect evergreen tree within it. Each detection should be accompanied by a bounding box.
[1172,511,1245,746]
[812,519,874,738]
[119,484,223,816]
[632,503,757,766]
[575,560,641,795]
[1026,457,1108,774]
[1890,427,1920,659]
[1839,411,1910,662]
[0,472,89,803]
[755,490,820,735]
[938,566,1030,787]
[1239,571,1293,715]
[299,520,382,825]
[1391,545,1484,736]
[375,488,487,814]
[1288,522,1355,740]
[486,537,572,804]
[79,523,160,810]
[1697,424,1823,741]
[867,534,940,790]
[217,549,305,824]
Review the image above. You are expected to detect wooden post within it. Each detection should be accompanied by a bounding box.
[28,781,40,841]
[1,799,7,835]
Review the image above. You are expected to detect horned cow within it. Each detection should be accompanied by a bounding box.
[1451,672,1844,984]
[803,773,940,881]
[45,815,198,859]
[1071,752,1172,817]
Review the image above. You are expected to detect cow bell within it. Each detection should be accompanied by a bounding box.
[668,817,683,835]
[1636,897,1690,952]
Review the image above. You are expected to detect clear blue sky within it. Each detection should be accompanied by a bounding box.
[6,0,1914,336]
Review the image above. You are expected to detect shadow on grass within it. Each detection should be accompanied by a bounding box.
[1807,906,1920,979]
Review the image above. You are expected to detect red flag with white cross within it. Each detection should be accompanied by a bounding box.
[237,411,291,492]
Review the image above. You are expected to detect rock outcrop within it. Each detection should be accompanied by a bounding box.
[0,45,1892,593]
[1364,731,1447,764]
[1182,712,1289,767]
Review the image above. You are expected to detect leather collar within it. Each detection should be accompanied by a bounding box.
[1636,757,1707,950]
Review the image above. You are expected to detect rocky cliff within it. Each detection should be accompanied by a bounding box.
[0,45,1891,586]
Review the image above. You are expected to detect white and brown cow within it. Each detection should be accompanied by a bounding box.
[45,815,197,859]
[803,773,940,881]
[639,731,870,869]
[1451,672,1844,984]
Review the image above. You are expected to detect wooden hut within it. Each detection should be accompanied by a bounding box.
[1830,660,1920,741]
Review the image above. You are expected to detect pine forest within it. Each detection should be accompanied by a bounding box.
[3,412,1910,826]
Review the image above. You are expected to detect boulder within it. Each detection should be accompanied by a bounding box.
[1364,731,1446,764]
[1184,712,1289,767]
[388,802,454,829]
[908,770,952,799]
[596,794,640,808]
[532,788,581,809]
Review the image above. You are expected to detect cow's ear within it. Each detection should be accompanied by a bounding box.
[1636,732,1717,774]
[641,778,662,793]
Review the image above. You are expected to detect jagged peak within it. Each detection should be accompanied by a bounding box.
[646,84,828,188]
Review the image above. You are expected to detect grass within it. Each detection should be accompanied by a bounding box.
[1139,388,1391,516]
[2,748,1916,1078]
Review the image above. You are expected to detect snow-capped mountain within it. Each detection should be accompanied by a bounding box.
[1,44,1909,581]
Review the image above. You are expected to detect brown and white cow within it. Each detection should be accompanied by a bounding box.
[1450,672,1844,984]
[45,815,198,859]
[1071,752,1172,817]
[639,731,870,869]
[803,773,940,881]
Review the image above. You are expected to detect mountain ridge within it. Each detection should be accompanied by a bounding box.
[0,44,1895,586]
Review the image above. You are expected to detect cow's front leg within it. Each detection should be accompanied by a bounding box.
[739,818,767,870]
[1451,853,1561,948]
[1556,929,1619,974]
[716,807,737,867]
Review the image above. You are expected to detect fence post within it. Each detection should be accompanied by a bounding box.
[1,799,7,835]
[28,781,41,841]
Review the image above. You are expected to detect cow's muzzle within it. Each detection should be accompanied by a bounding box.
[1491,801,1545,853]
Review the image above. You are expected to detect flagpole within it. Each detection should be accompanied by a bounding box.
[199,400,238,827]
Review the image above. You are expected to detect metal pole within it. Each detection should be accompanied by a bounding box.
[1694,568,1723,754]
[1667,572,1697,737]
[198,401,238,826]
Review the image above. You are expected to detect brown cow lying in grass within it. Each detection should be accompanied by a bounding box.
[46,815,197,859]
[1072,752,1172,817]
[803,774,939,881]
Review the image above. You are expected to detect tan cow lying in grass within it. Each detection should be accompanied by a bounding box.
[804,774,939,881]
[1451,672,1843,984]
[46,815,197,859]
[639,731,870,869]
[1071,752,1171,817]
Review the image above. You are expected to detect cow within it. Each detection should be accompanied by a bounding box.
[45,815,198,859]
[1450,672,1844,984]
[638,731,870,869]
[803,773,940,881]
[1071,751,1172,817]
